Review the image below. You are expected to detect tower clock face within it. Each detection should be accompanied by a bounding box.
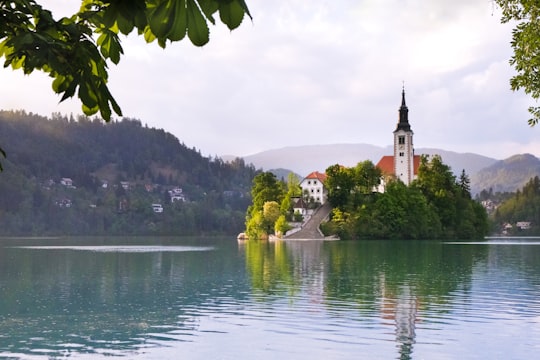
[399,145,404,150]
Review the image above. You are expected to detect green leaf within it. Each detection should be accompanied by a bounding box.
[186,0,210,46]
[108,35,123,64]
[97,33,111,58]
[82,103,99,116]
[143,25,157,43]
[10,56,26,70]
[117,13,135,35]
[78,82,98,109]
[219,1,245,30]
[0,40,10,57]
[60,76,78,102]
[149,0,175,39]
[110,95,123,118]
[97,31,123,64]
[52,75,66,93]
[234,0,252,19]
[168,0,188,41]
[196,0,219,24]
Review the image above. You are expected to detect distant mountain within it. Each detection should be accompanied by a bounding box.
[471,154,540,194]
[417,148,498,177]
[267,168,302,181]
[224,144,387,176]
[228,144,497,179]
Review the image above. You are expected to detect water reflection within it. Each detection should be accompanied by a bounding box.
[0,238,248,358]
[0,237,539,359]
[242,239,483,360]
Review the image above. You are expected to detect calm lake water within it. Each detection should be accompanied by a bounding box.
[0,236,539,359]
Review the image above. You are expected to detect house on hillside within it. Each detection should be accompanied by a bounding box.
[516,221,531,230]
[60,178,75,188]
[375,88,422,192]
[300,171,328,204]
[120,181,130,190]
[168,188,185,203]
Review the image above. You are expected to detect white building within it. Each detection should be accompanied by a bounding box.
[168,188,185,203]
[300,171,327,204]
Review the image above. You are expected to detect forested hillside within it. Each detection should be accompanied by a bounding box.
[471,154,540,194]
[493,176,540,235]
[0,110,259,236]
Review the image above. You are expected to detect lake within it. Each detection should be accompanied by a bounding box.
[0,236,539,359]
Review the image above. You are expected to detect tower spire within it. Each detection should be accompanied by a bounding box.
[396,87,411,131]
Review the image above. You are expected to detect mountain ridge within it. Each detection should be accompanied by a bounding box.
[224,144,540,195]
[223,143,497,176]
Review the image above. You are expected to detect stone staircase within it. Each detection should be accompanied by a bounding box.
[285,202,336,240]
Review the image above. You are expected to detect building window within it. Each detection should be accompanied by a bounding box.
[316,189,320,193]
[398,136,405,145]
[399,152,404,157]
[313,181,317,185]
[307,180,311,185]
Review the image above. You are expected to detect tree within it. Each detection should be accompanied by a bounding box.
[458,169,471,198]
[352,160,381,194]
[0,0,251,121]
[370,181,441,239]
[324,164,354,208]
[496,0,540,125]
[245,172,285,239]
[263,201,280,228]
[325,161,380,209]
[414,155,458,233]
[249,172,284,210]
[280,172,301,216]
[274,214,291,238]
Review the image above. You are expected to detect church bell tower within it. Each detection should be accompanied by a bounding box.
[393,88,414,185]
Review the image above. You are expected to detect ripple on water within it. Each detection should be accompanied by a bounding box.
[7,245,215,252]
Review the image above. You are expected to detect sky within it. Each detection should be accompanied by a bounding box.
[1,0,539,160]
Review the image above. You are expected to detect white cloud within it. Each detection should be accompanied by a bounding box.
[0,0,538,160]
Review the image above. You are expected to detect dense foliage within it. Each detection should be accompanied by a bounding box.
[244,172,288,239]
[322,156,489,240]
[0,0,250,120]
[0,110,258,235]
[496,0,540,125]
[493,176,540,234]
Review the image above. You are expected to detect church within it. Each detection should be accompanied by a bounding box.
[375,88,421,191]
[298,88,421,200]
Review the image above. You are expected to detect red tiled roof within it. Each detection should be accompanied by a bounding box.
[413,155,420,174]
[304,171,327,182]
[376,156,395,175]
[376,155,421,175]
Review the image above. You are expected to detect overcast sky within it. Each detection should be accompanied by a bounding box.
[1,0,538,160]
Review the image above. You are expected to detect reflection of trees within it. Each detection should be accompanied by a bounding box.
[243,240,295,295]
[326,241,481,360]
[243,239,484,360]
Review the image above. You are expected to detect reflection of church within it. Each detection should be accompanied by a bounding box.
[379,276,419,360]
[376,88,421,191]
